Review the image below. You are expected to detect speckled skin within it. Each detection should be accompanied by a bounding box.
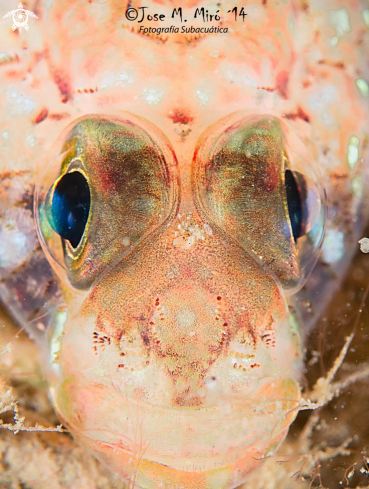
[0,1,368,488]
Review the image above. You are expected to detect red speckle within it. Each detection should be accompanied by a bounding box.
[149,321,154,325]
[120,352,125,357]
[168,109,194,125]
[49,113,70,121]
[97,164,126,193]
[297,106,310,122]
[334,61,345,69]
[276,71,289,99]
[5,70,20,78]
[33,107,48,124]
[118,364,125,368]
[53,68,72,103]
[217,296,222,301]
[223,323,228,327]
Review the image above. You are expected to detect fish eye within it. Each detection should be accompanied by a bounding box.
[285,169,303,241]
[284,166,324,245]
[49,171,91,249]
[282,140,326,294]
[192,113,326,293]
[35,113,179,290]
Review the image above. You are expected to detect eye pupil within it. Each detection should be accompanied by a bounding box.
[285,169,303,241]
[51,171,90,248]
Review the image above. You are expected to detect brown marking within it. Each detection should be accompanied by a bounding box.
[283,106,310,123]
[318,59,345,70]
[33,107,48,124]
[43,279,56,297]
[256,86,274,92]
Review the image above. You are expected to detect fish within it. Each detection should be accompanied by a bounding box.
[0,0,368,488]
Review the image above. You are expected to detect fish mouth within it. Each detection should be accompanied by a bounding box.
[53,371,300,482]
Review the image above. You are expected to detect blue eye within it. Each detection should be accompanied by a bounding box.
[285,169,304,241]
[50,171,90,248]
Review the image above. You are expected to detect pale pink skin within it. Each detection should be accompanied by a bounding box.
[0,1,368,488]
